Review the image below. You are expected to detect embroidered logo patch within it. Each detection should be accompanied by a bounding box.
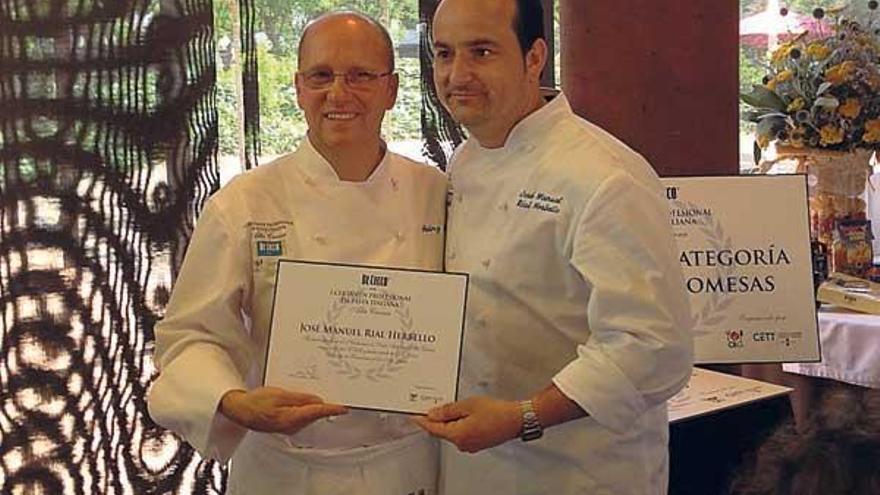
[422,224,443,234]
[256,240,283,257]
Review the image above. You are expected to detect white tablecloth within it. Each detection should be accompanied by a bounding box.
[783,307,880,388]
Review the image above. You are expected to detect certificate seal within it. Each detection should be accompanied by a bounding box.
[320,292,420,382]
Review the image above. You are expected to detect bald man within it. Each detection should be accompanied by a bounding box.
[148,12,446,495]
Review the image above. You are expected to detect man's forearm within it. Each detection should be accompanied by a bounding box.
[531,383,588,429]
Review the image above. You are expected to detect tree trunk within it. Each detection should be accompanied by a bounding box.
[229,0,247,170]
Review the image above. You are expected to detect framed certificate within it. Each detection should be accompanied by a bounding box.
[263,260,468,414]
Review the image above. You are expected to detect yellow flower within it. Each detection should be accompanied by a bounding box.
[764,70,793,91]
[771,43,794,66]
[819,125,845,146]
[787,98,805,112]
[806,43,831,60]
[864,119,880,144]
[825,61,858,85]
[776,69,793,82]
[788,127,808,148]
[838,98,862,119]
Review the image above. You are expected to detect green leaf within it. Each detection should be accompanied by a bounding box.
[743,110,767,122]
[756,115,786,138]
[740,85,787,111]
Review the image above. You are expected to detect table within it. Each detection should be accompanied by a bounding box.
[783,307,880,389]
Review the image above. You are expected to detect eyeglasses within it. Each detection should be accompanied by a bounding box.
[298,69,394,90]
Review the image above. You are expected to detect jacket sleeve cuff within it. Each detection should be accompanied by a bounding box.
[552,348,648,433]
[148,343,248,462]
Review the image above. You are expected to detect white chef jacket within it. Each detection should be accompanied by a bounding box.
[442,94,694,495]
[147,138,447,494]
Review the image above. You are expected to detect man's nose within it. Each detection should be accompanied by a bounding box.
[326,75,353,100]
[446,54,473,85]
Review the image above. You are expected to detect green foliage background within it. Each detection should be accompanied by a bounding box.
[215,1,877,161]
[215,0,421,158]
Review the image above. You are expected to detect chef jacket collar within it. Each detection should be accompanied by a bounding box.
[468,92,570,155]
[297,135,393,186]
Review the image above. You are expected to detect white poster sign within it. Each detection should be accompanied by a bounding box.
[661,175,820,363]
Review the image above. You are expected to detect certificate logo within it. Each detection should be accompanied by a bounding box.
[778,331,803,347]
[408,388,443,405]
[725,330,745,349]
[362,274,389,287]
[256,240,283,257]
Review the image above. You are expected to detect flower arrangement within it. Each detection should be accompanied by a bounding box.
[741,2,880,157]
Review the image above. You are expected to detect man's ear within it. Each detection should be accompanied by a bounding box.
[293,73,304,107]
[386,72,400,109]
[525,38,548,83]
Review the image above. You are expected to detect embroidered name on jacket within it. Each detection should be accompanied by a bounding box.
[516,189,563,213]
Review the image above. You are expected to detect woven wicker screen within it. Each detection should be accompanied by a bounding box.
[0,0,266,491]
[0,0,461,492]
[418,0,463,170]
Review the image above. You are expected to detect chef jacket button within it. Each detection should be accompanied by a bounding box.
[481,258,491,268]
[477,380,490,389]
[500,203,508,211]
[475,317,487,328]
[390,178,399,191]
[304,177,315,186]
[313,234,327,244]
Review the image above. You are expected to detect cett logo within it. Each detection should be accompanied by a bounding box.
[725,330,745,349]
[753,331,776,342]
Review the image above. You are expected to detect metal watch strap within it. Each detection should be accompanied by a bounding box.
[519,400,543,442]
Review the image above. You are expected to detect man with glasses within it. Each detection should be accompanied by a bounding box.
[148,11,445,495]
[415,0,693,494]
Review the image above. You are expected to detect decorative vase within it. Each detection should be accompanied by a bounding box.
[773,145,873,247]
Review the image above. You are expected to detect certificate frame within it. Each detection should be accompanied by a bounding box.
[262,259,469,414]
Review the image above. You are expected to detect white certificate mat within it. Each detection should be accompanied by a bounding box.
[668,367,792,423]
[264,260,468,414]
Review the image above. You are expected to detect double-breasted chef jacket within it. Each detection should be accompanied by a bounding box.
[441,94,694,495]
[148,138,447,495]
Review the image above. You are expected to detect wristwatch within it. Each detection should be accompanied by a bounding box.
[519,400,543,442]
